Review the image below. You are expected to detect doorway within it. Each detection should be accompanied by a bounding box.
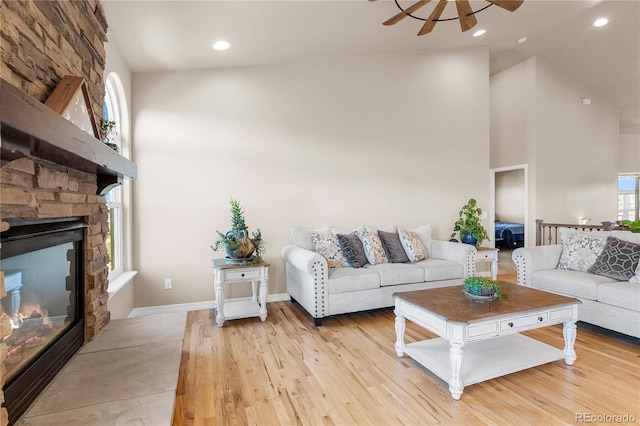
[490,164,528,274]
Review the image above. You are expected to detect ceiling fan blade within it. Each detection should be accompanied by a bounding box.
[486,0,524,12]
[383,0,432,26]
[417,0,448,35]
[456,0,478,32]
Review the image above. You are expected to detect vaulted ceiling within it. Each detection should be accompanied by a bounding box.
[103,0,640,134]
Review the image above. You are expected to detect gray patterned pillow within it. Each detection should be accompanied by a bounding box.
[588,236,640,280]
[398,228,427,263]
[557,232,606,272]
[378,230,409,263]
[311,233,347,268]
[337,233,368,268]
[356,231,388,265]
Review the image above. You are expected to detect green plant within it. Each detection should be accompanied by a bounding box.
[463,276,503,300]
[621,220,640,233]
[453,198,489,246]
[99,119,116,141]
[212,198,264,260]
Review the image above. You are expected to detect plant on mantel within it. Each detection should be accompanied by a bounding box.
[98,118,118,151]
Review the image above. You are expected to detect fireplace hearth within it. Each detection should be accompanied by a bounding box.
[1,217,85,423]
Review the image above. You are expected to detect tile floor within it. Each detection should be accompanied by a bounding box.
[15,311,187,426]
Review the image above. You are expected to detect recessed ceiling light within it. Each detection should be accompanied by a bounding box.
[517,36,528,44]
[593,18,609,27]
[212,40,230,51]
[472,29,486,37]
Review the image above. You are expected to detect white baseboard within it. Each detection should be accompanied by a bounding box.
[128,293,291,318]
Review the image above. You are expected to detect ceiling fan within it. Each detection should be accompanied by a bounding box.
[375,0,524,35]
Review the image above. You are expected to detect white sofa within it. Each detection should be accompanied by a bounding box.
[281,225,476,325]
[513,229,640,338]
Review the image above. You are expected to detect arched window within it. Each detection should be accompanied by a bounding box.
[103,73,128,278]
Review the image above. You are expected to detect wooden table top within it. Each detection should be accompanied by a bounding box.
[394,282,581,324]
[212,258,270,270]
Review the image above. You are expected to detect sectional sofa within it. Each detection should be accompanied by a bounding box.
[281,225,476,325]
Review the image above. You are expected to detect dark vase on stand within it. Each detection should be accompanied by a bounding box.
[461,233,477,246]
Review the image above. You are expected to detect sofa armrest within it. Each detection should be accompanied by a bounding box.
[281,244,327,273]
[281,245,329,322]
[431,240,477,278]
[512,245,562,287]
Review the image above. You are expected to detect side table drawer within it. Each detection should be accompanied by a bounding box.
[224,269,261,281]
[500,312,548,331]
[476,252,495,260]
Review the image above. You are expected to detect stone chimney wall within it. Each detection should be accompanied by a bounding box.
[0,1,109,424]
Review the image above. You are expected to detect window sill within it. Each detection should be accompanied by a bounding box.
[107,270,138,296]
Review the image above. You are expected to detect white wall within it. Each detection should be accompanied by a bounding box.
[495,169,525,223]
[619,133,640,174]
[131,48,491,306]
[535,58,619,224]
[491,57,620,244]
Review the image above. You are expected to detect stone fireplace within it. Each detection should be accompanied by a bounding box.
[0,1,135,424]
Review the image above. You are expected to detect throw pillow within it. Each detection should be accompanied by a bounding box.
[378,230,409,263]
[557,232,606,272]
[337,233,368,268]
[311,233,347,268]
[588,236,640,281]
[398,228,427,263]
[356,231,388,265]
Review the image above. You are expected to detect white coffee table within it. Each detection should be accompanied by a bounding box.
[394,282,581,400]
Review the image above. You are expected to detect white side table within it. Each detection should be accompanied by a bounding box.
[475,247,499,280]
[212,259,269,327]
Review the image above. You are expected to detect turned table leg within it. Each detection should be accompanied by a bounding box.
[394,311,406,357]
[563,320,578,365]
[449,342,464,400]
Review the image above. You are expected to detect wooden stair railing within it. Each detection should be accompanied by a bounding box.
[535,219,627,246]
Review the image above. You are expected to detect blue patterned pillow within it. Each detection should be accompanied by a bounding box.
[588,236,640,280]
[337,233,368,268]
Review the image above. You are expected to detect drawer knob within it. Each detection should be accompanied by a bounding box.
[508,322,514,328]
[241,273,245,277]
[538,316,543,322]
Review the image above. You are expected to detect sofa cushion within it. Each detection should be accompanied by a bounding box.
[557,232,606,272]
[327,267,380,293]
[311,233,347,268]
[414,258,464,282]
[378,230,410,263]
[291,225,331,251]
[588,236,640,281]
[531,269,618,301]
[337,233,368,268]
[597,281,640,312]
[357,231,388,265]
[364,263,424,286]
[399,228,427,263]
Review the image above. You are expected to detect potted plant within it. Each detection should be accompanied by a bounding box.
[621,220,640,233]
[99,118,118,151]
[212,198,264,262]
[463,276,502,300]
[453,198,489,246]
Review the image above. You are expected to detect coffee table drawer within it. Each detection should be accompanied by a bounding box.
[500,312,548,331]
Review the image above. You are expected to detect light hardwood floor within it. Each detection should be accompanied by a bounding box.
[173,276,639,426]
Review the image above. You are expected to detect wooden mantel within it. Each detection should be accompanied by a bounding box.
[0,78,137,194]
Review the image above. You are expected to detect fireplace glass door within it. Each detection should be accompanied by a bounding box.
[1,218,85,423]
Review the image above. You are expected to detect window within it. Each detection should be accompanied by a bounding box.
[103,74,125,277]
[618,175,639,221]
